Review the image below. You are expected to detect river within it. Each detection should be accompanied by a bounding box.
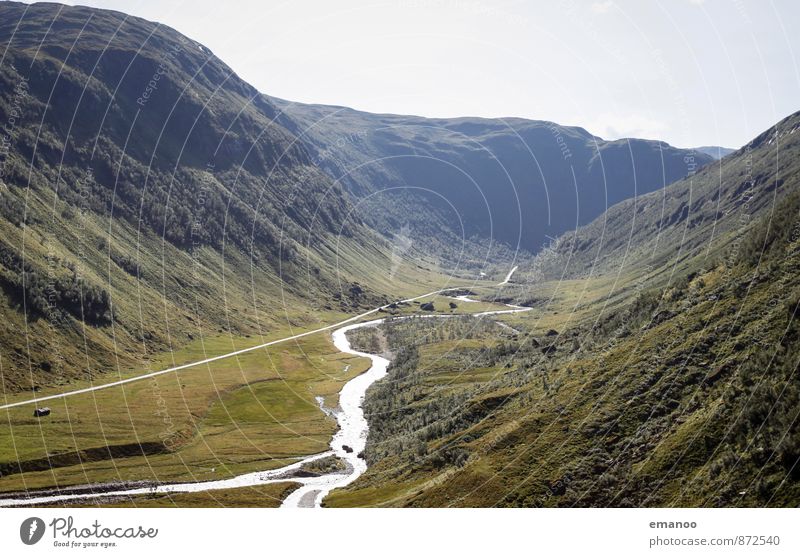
[0,304,529,508]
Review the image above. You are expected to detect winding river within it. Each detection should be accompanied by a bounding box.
[0,303,529,508]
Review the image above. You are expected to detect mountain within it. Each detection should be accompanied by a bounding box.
[327,111,800,507]
[531,111,800,283]
[0,1,395,391]
[273,99,714,256]
[2,1,796,509]
[0,1,714,392]
[695,145,736,160]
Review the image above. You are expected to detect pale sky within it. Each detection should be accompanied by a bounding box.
[19,0,800,148]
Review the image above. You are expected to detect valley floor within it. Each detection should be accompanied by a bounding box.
[0,279,524,506]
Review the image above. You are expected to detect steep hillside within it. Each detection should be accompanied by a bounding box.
[0,2,394,391]
[273,99,714,258]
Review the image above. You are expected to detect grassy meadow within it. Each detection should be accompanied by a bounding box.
[0,327,369,493]
[0,275,517,503]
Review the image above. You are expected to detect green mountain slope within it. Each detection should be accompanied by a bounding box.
[0,1,395,391]
[327,111,800,507]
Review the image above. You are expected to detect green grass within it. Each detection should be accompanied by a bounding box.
[325,207,800,507]
[0,329,369,494]
[43,483,301,508]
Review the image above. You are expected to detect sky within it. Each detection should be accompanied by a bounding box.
[20,0,800,148]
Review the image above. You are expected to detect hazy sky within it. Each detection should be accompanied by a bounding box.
[22,0,800,148]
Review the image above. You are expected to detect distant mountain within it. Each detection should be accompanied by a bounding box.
[273,99,714,254]
[694,145,736,159]
[533,112,800,282]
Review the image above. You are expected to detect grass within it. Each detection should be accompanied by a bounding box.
[324,207,800,507]
[0,328,369,494]
[43,483,300,508]
[0,185,471,499]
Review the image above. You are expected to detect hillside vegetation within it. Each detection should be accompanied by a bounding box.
[328,112,800,507]
[0,2,412,392]
[1,2,797,509]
